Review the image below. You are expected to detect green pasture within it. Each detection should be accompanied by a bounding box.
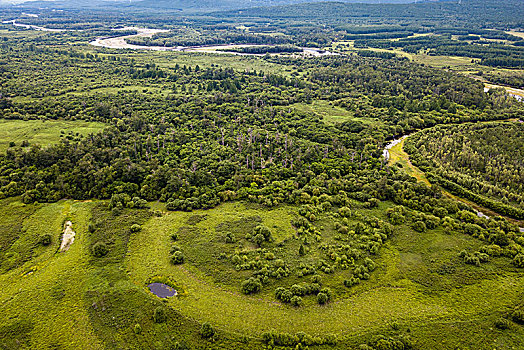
[0,119,105,153]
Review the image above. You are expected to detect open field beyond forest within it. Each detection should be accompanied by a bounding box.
[0,119,105,152]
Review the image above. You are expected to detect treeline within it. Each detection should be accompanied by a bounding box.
[405,122,524,219]
[218,45,302,55]
[355,35,524,68]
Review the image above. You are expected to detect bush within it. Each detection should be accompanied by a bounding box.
[153,306,167,323]
[412,220,427,232]
[92,242,108,257]
[317,292,329,305]
[299,244,305,256]
[241,277,262,294]
[513,253,524,268]
[39,234,52,246]
[172,341,189,350]
[511,309,524,324]
[200,322,215,338]
[133,323,142,334]
[253,225,272,242]
[494,318,511,330]
[130,224,142,232]
[290,295,303,307]
[171,251,185,264]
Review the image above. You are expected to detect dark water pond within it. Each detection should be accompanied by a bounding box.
[148,283,177,298]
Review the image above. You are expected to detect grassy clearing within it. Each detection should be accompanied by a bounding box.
[0,198,522,348]
[0,200,103,349]
[413,54,475,68]
[0,119,106,153]
[388,137,430,185]
[291,100,376,125]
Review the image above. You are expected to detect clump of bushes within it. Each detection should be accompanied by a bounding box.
[262,330,337,347]
[241,277,262,294]
[92,242,108,257]
[200,322,215,338]
[109,194,149,210]
[513,253,524,268]
[153,306,167,323]
[275,283,323,305]
[130,224,142,232]
[459,250,489,266]
[39,234,52,246]
[246,225,273,246]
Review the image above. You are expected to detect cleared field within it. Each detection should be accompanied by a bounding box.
[291,100,376,125]
[413,54,475,68]
[0,119,106,153]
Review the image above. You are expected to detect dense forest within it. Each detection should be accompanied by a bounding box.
[405,122,524,219]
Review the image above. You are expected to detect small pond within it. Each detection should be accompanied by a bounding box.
[148,283,177,298]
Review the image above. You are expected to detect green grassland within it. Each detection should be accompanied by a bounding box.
[0,119,106,153]
[126,202,524,348]
[0,196,523,349]
[291,100,376,125]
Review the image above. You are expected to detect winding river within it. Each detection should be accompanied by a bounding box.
[90,27,335,56]
[2,21,334,56]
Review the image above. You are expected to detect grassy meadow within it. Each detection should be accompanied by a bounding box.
[0,119,105,153]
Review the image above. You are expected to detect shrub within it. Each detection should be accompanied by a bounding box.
[513,253,524,268]
[310,274,321,284]
[153,307,167,323]
[290,295,303,307]
[511,309,524,324]
[412,220,427,232]
[494,318,511,330]
[225,232,235,243]
[276,288,293,303]
[171,251,185,264]
[344,276,360,287]
[253,233,265,246]
[338,206,351,218]
[130,224,142,232]
[299,244,305,256]
[133,323,142,334]
[253,225,272,242]
[39,234,52,246]
[200,322,215,338]
[92,242,108,257]
[242,277,262,294]
[317,292,329,305]
[172,341,189,350]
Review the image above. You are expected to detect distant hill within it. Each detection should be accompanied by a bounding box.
[6,0,418,11]
[217,0,524,27]
[127,0,417,11]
